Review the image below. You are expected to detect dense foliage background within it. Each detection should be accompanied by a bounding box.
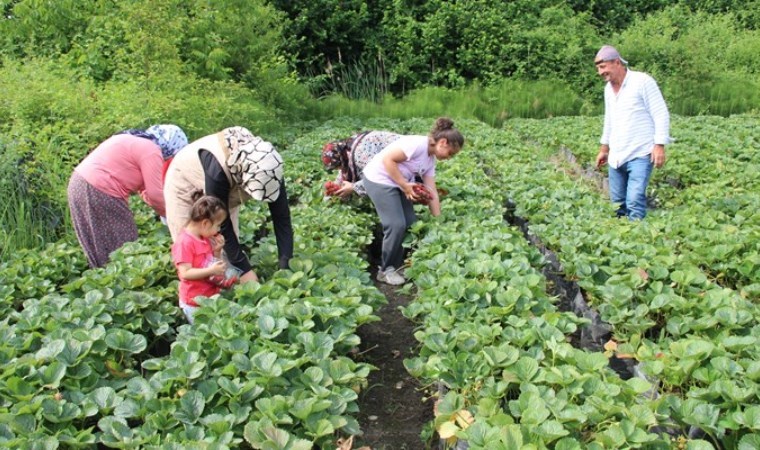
[0,0,758,256]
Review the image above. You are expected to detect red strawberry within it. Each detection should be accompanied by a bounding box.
[324,181,341,196]
[412,183,432,205]
[221,276,238,289]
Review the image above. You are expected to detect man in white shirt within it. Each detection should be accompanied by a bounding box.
[594,45,670,220]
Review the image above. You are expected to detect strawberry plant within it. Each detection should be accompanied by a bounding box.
[0,115,758,448]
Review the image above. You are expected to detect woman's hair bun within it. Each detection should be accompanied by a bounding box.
[433,117,455,132]
[429,117,464,149]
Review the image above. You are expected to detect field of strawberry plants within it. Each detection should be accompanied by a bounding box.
[404,115,759,449]
[0,115,757,449]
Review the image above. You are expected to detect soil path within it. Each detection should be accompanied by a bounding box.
[354,267,434,450]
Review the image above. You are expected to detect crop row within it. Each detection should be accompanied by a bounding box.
[1,115,756,448]
[508,115,760,292]
[395,125,678,449]
[0,124,387,448]
[471,118,759,448]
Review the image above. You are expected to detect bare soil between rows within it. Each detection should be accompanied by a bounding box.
[353,264,435,450]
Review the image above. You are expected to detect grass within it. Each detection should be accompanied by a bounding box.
[665,74,760,116]
[312,74,760,126]
[0,137,71,260]
[0,182,66,260]
[308,57,759,122]
[312,58,389,104]
[311,79,588,127]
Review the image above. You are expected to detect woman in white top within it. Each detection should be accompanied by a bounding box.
[362,117,464,285]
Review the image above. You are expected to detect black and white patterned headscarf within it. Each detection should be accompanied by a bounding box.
[222,126,283,203]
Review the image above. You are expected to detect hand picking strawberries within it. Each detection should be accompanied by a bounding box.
[411,183,433,205]
[324,180,341,196]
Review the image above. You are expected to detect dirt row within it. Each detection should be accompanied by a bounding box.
[354,239,434,450]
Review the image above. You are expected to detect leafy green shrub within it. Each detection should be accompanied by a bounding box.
[0,58,98,132]
[611,5,760,115]
[271,0,374,76]
[349,0,602,95]
[567,0,670,33]
[618,7,745,79]
[0,56,290,255]
[681,0,760,28]
[0,0,101,57]
[1,0,310,118]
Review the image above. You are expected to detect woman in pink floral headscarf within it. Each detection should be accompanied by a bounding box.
[321,131,401,198]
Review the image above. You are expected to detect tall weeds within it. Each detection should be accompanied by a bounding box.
[665,75,760,116]
[309,57,389,103]
[0,153,67,260]
[310,78,586,126]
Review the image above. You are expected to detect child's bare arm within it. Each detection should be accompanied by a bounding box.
[176,261,226,280]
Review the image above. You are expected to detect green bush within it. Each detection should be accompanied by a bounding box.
[271,0,374,76]
[618,6,752,79]
[0,56,288,256]
[373,0,601,92]
[614,5,760,114]
[0,0,305,117]
[567,0,670,32]
[0,0,100,57]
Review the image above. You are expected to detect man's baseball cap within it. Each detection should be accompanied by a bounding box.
[595,45,628,65]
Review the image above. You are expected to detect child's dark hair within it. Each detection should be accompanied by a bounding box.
[429,117,465,150]
[189,191,227,223]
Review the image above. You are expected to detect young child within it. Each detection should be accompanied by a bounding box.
[171,193,229,323]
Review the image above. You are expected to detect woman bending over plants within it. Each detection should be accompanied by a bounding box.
[321,130,401,198]
[164,126,294,284]
[362,117,464,285]
[171,193,239,323]
[67,124,188,268]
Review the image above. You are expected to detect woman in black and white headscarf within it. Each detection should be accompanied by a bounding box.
[163,126,293,283]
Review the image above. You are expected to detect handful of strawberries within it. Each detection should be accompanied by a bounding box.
[324,181,341,196]
[209,274,239,289]
[208,264,242,289]
[411,183,433,205]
